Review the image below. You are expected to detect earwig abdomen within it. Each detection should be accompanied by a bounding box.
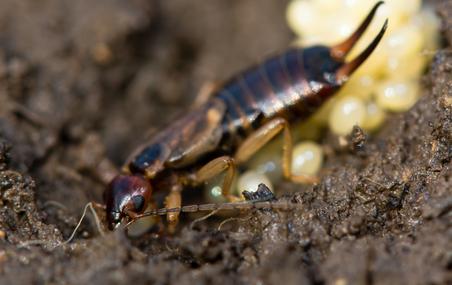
[216,46,341,148]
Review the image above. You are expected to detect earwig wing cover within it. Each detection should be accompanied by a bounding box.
[165,99,226,168]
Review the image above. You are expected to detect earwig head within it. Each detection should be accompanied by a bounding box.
[104,174,152,230]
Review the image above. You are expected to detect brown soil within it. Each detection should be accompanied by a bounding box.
[0,1,450,284]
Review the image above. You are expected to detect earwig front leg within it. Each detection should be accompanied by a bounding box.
[193,155,240,201]
[164,185,182,233]
[235,118,319,184]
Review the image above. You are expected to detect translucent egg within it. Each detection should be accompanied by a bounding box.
[375,79,420,112]
[387,0,421,18]
[291,141,323,176]
[350,42,387,78]
[415,8,441,54]
[286,0,319,37]
[373,3,406,33]
[247,140,283,183]
[386,25,424,59]
[329,96,367,135]
[293,117,323,141]
[314,0,343,12]
[362,101,386,131]
[324,14,364,45]
[204,174,236,203]
[237,171,273,196]
[311,98,337,126]
[385,53,427,80]
[339,74,376,101]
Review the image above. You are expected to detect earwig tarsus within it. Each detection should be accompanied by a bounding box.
[102,2,388,231]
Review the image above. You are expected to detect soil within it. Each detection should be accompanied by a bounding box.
[0,1,450,284]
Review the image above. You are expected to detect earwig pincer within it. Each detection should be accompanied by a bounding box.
[103,2,388,230]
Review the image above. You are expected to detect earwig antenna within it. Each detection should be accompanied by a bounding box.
[125,184,304,229]
[133,199,303,226]
[331,1,385,60]
[58,202,104,247]
[134,184,303,221]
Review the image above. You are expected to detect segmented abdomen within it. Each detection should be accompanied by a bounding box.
[216,48,326,144]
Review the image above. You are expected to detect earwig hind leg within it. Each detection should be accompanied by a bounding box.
[234,118,319,185]
[164,185,182,233]
[193,155,240,201]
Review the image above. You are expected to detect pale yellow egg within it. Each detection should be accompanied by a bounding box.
[314,0,344,13]
[385,53,427,80]
[325,14,364,45]
[237,171,273,196]
[329,96,367,135]
[373,2,406,33]
[386,25,424,59]
[291,141,323,176]
[311,97,338,126]
[350,42,388,78]
[340,74,376,101]
[205,184,227,204]
[286,0,319,37]
[246,140,283,183]
[375,79,420,112]
[414,8,441,54]
[293,117,323,141]
[362,101,386,131]
[387,0,421,18]
[204,174,237,203]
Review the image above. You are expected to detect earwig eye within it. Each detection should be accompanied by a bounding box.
[131,195,145,212]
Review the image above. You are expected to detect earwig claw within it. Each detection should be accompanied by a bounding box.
[336,19,388,82]
[331,1,385,60]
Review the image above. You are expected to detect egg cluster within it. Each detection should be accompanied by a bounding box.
[287,0,440,135]
[205,1,440,201]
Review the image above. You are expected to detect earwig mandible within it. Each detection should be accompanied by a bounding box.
[102,2,388,231]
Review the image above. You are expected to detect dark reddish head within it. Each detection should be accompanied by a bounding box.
[104,174,152,230]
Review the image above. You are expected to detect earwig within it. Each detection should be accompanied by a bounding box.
[103,2,389,231]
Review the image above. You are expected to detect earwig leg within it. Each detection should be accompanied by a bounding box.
[192,81,221,108]
[193,156,239,201]
[234,118,319,184]
[164,185,182,233]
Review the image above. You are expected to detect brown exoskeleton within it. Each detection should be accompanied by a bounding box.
[103,2,388,231]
